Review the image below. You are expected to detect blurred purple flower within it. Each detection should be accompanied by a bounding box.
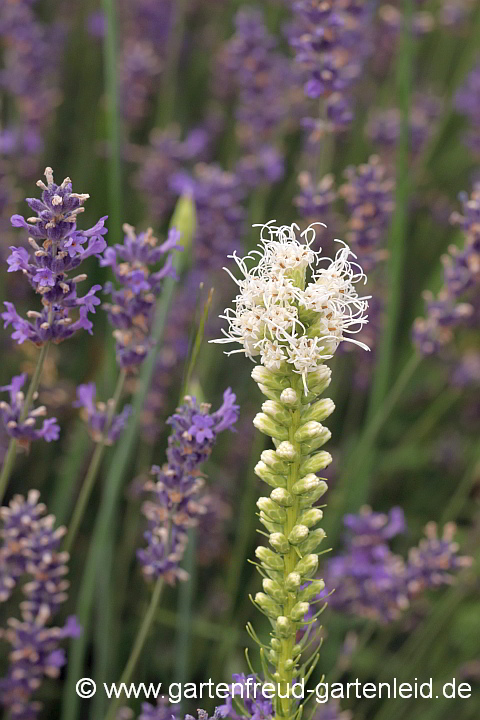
[74,382,132,445]
[0,374,59,448]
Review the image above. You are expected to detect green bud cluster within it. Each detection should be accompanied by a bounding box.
[249,363,334,720]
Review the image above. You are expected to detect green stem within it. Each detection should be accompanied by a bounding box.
[157,0,188,126]
[0,342,50,503]
[174,528,197,698]
[102,0,122,240]
[63,369,127,553]
[104,578,165,720]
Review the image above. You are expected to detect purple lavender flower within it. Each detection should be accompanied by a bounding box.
[366,93,444,154]
[101,224,182,369]
[413,184,480,355]
[218,674,274,720]
[455,62,480,154]
[294,172,337,219]
[2,168,107,346]
[0,374,59,448]
[339,155,395,271]
[0,490,81,719]
[137,390,239,583]
[74,382,132,445]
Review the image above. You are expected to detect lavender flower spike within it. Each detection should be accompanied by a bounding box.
[74,382,132,445]
[101,224,182,369]
[138,389,239,583]
[2,167,107,345]
[0,490,82,719]
[0,374,59,449]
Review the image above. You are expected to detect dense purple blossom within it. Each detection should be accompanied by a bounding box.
[74,382,132,445]
[413,184,479,354]
[294,172,337,219]
[0,490,81,719]
[0,374,59,448]
[366,93,444,154]
[339,155,395,271]
[137,390,239,583]
[2,168,107,346]
[318,506,471,623]
[101,224,182,369]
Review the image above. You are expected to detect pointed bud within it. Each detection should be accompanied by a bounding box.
[254,461,287,488]
[268,650,279,663]
[294,421,327,443]
[269,533,290,554]
[251,367,290,390]
[276,441,297,461]
[259,512,283,534]
[285,572,302,591]
[276,616,293,637]
[290,601,310,621]
[255,546,285,570]
[298,481,328,508]
[263,579,287,604]
[258,383,281,402]
[291,474,322,495]
[257,497,287,523]
[301,428,332,454]
[255,592,282,618]
[298,508,324,528]
[262,400,291,426]
[306,366,332,395]
[299,452,332,475]
[261,450,289,475]
[270,487,294,507]
[169,194,195,273]
[271,638,282,652]
[288,524,309,545]
[298,579,325,602]
[253,413,289,440]
[299,528,326,554]
[302,398,335,424]
[280,388,298,406]
[295,554,319,578]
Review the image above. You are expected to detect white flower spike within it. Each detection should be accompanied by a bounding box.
[212,222,370,392]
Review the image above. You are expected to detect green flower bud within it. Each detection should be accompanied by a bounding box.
[295,553,318,578]
[284,659,295,671]
[169,194,196,270]
[299,528,326,554]
[253,413,289,440]
[255,546,284,570]
[285,572,302,591]
[302,398,335,424]
[259,512,283,534]
[263,578,287,604]
[288,524,309,545]
[262,400,291,426]
[258,384,282,402]
[298,508,324,528]
[298,579,325,602]
[261,450,289,475]
[251,367,290,390]
[300,428,332,454]
[291,473,321,495]
[276,616,293,637]
[298,481,328,508]
[290,601,310,621]
[270,487,294,507]
[257,497,287,523]
[294,421,327,443]
[275,441,297,461]
[255,592,282,618]
[254,461,287,488]
[292,643,302,656]
[299,452,332,475]
[268,650,279,663]
[269,532,290,554]
[306,366,332,394]
[280,388,299,406]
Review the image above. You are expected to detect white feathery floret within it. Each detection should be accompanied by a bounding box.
[212,221,370,391]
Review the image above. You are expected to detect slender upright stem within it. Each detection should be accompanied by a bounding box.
[157,0,188,126]
[104,578,165,720]
[64,369,127,553]
[0,342,50,503]
[102,0,122,240]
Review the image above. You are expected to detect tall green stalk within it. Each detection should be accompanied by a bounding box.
[0,341,50,503]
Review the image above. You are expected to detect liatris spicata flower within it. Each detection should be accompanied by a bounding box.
[212,222,369,717]
[339,155,395,272]
[0,374,59,448]
[0,490,82,719]
[413,184,479,355]
[454,61,480,155]
[73,382,132,445]
[101,224,182,369]
[2,167,107,345]
[137,390,239,583]
[319,507,472,624]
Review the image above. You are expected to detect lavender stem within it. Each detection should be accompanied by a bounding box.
[64,368,127,553]
[0,341,50,503]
